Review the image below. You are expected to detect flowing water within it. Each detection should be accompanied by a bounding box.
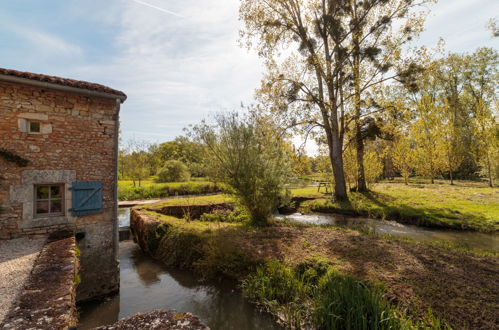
[277,213,499,252]
[77,241,279,330]
[118,208,131,227]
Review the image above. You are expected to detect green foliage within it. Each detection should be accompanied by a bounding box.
[192,112,291,226]
[313,272,407,330]
[199,209,248,223]
[156,160,191,183]
[242,259,448,329]
[194,237,257,279]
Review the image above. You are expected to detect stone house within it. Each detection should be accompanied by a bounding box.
[0,68,126,301]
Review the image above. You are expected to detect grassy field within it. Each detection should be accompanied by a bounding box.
[131,179,499,231]
[118,178,223,201]
[134,208,498,329]
[293,180,499,232]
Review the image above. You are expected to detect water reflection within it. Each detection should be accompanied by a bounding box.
[277,213,499,252]
[78,242,279,330]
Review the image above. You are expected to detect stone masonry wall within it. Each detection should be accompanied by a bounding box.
[0,232,79,330]
[0,81,119,301]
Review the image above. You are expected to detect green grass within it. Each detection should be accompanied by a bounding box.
[134,180,498,231]
[242,259,449,329]
[118,179,223,201]
[143,194,232,209]
[295,181,499,232]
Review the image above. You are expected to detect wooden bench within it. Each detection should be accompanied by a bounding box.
[317,181,333,193]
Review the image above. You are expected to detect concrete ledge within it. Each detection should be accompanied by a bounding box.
[92,310,209,330]
[1,231,79,330]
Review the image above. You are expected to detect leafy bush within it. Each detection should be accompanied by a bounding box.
[156,160,191,182]
[199,209,248,222]
[192,112,291,226]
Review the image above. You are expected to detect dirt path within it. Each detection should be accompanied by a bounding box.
[0,237,46,323]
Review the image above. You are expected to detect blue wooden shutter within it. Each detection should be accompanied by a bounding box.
[70,181,103,216]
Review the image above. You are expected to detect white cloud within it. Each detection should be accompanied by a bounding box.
[2,24,83,58]
[72,0,263,143]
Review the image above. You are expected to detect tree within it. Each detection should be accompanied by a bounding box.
[345,0,431,192]
[193,112,291,226]
[154,137,207,177]
[240,0,432,199]
[122,139,152,187]
[390,135,414,184]
[475,98,499,187]
[411,93,445,183]
[156,160,191,183]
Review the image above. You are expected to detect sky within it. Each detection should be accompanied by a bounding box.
[1,0,498,152]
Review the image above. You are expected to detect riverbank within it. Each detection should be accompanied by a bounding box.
[132,178,499,232]
[292,181,499,232]
[131,208,499,329]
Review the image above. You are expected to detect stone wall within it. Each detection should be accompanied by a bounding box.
[0,232,79,330]
[0,81,120,301]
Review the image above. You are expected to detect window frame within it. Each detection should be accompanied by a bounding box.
[34,184,65,217]
[28,120,41,134]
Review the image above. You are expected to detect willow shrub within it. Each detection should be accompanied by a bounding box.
[192,112,291,226]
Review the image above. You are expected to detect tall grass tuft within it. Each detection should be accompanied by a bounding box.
[313,271,406,330]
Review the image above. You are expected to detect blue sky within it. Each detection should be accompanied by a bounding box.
[1,0,498,149]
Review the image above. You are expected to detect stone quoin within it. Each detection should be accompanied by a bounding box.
[0,68,126,301]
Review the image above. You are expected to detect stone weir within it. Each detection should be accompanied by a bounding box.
[93,310,209,330]
[0,231,79,330]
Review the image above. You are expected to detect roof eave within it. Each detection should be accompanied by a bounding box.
[0,73,127,103]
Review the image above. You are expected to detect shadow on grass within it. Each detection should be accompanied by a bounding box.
[298,189,496,231]
[323,230,499,329]
[357,190,495,231]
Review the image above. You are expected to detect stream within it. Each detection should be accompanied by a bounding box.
[276,213,499,252]
[77,241,278,330]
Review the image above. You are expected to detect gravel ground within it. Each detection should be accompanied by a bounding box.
[0,236,46,324]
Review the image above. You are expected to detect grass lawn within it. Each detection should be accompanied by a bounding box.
[133,208,499,329]
[118,178,223,201]
[294,180,499,232]
[132,179,498,231]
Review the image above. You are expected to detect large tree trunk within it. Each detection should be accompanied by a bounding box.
[326,128,347,201]
[352,20,367,192]
[356,124,367,191]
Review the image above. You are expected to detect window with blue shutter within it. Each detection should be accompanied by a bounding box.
[70,181,103,216]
